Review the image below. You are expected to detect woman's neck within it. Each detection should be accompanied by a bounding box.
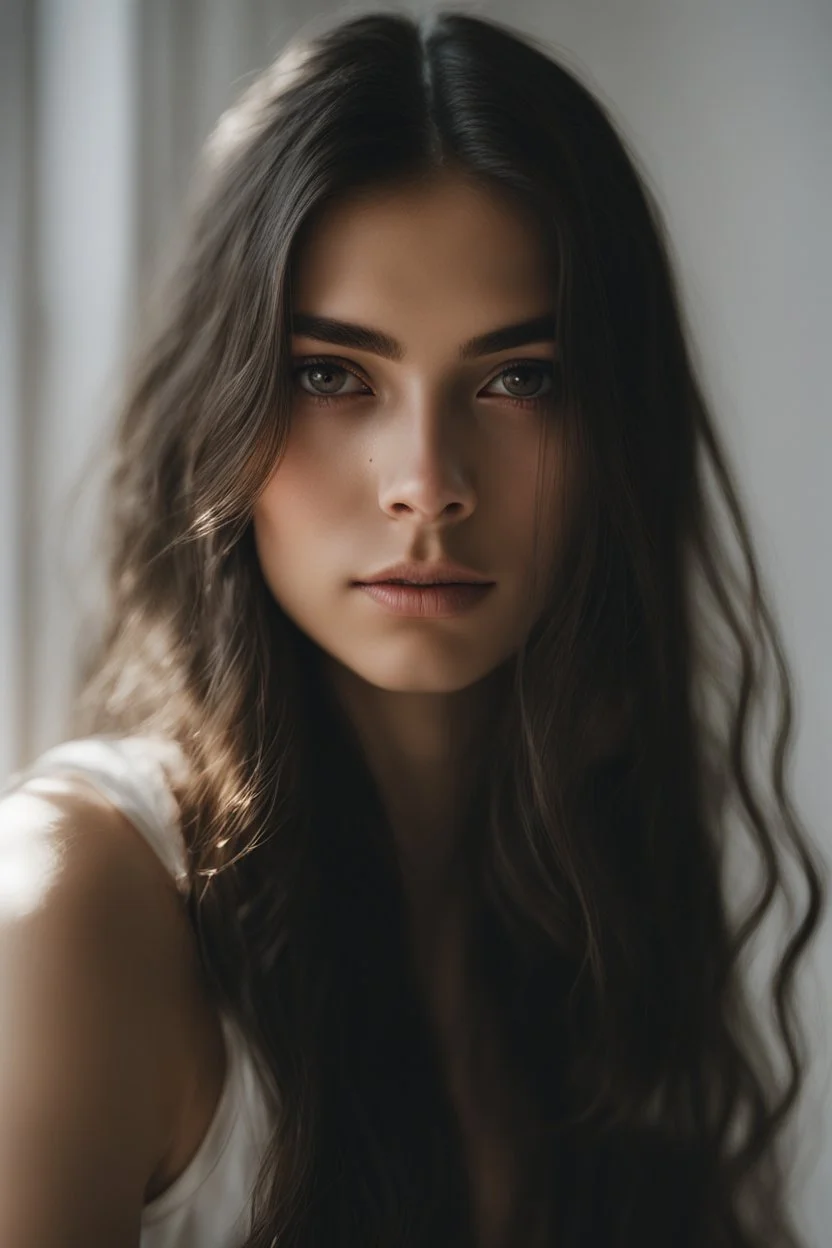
[322,654,503,904]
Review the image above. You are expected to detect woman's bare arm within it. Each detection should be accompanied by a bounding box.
[0,783,189,1247]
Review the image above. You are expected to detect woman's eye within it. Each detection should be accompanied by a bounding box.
[485,362,555,402]
[292,357,559,406]
[294,360,368,397]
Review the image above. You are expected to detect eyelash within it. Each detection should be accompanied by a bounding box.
[291,355,559,410]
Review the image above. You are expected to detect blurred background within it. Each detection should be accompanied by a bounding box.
[1,0,830,1239]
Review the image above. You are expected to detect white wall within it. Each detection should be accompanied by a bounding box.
[2,0,829,1239]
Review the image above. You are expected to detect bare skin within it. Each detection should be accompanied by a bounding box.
[0,775,227,1243]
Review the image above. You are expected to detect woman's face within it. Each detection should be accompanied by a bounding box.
[253,171,574,694]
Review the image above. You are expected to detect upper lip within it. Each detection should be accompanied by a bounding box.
[355,560,495,586]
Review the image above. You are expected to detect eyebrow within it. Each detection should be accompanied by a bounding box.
[290,312,557,361]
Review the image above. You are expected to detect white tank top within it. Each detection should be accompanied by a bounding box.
[3,735,276,1248]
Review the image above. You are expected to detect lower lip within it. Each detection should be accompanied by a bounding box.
[355,582,495,617]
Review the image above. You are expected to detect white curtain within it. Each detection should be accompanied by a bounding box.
[0,0,328,777]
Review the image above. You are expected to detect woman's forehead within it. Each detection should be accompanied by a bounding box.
[290,172,552,310]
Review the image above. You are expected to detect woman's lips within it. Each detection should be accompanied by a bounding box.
[354,581,495,618]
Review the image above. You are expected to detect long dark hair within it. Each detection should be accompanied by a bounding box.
[72,9,825,1246]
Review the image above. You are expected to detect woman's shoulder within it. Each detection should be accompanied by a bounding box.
[0,742,204,1032]
[3,733,192,894]
[0,757,181,922]
[0,768,201,1242]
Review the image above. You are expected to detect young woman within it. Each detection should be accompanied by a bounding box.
[0,9,824,1248]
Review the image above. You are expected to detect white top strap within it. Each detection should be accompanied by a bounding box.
[4,735,191,895]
